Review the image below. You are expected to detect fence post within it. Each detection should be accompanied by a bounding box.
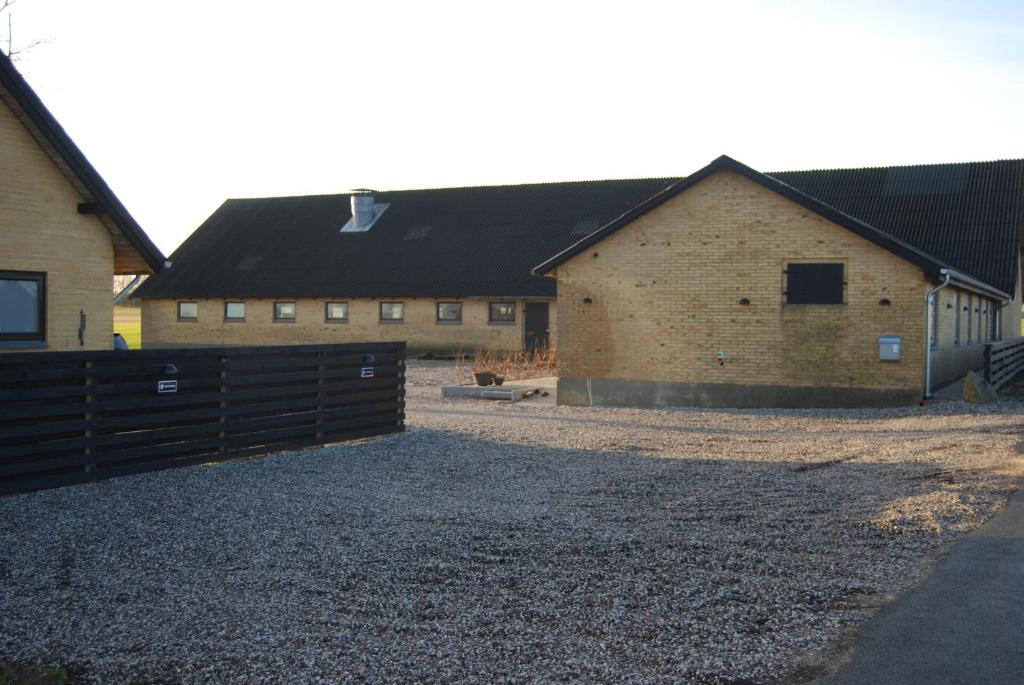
[983,343,992,384]
[316,351,326,443]
[219,356,228,455]
[83,360,95,473]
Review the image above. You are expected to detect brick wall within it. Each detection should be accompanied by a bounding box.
[0,100,114,352]
[142,297,553,352]
[553,169,934,395]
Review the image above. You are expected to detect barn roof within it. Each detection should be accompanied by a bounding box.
[537,155,1022,297]
[133,178,681,299]
[770,160,1024,296]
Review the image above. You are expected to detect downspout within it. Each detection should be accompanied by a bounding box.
[923,269,952,400]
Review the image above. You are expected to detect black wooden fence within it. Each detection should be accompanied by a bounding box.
[983,338,1024,390]
[0,342,405,494]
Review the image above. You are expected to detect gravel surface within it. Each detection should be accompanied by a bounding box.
[2,361,1022,683]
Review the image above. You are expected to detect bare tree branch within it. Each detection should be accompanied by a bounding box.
[1,0,52,60]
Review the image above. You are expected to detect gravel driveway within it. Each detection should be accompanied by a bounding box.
[1,361,1022,683]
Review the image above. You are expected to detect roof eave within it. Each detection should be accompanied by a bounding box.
[944,269,1010,301]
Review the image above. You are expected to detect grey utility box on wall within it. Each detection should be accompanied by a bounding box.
[879,336,902,361]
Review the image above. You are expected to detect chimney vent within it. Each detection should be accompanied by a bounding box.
[341,189,389,232]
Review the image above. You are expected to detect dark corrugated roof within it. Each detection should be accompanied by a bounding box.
[0,52,165,274]
[134,179,681,299]
[535,156,967,285]
[769,160,1024,295]
[536,156,1023,296]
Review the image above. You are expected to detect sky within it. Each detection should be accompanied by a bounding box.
[4,0,1024,255]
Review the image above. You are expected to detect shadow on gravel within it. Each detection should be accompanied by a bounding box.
[414,405,1024,439]
[0,427,1009,684]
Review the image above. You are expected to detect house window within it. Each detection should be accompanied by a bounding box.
[274,302,296,321]
[993,301,1001,341]
[437,302,462,322]
[929,293,939,349]
[966,295,973,344]
[489,302,516,323]
[0,271,45,341]
[178,301,198,321]
[325,302,349,322]
[380,302,404,322]
[225,302,245,321]
[977,301,983,342]
[953,291,961,346]
[785,263,844,304]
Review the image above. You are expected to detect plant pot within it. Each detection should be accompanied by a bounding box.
[473,371,495,386]
[493,375,505,386]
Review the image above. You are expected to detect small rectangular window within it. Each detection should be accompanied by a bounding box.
[325,302,349,322]
[437,302,462,322]
[785,263,844,305]
[274,302,296,321]
[977,300,983,342]
[929,293,939,349]
[953,291,961,346]
[178,301,198,321]
[225,302,245,320]
[380,302,404,322]
[987,300,997,342]
[966,295,973,344]
[0,271,45,341]
[489,302,516,322]
[993,301,1001,341]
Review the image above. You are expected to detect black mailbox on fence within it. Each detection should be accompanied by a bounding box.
[157,363,178,393]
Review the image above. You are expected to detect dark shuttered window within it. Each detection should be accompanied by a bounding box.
[785,263,844,305]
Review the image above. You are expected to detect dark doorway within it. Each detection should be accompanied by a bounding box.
[524,302,549,351]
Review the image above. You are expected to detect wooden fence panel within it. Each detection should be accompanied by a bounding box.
[984,338,1024,389]
[0,342,405,494]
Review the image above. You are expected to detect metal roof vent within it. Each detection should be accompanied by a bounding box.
[341,189,390,232]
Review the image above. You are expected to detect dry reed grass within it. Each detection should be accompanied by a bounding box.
[453,343,557,384]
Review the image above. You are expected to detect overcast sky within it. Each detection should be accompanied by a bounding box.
[6,0,1024,255]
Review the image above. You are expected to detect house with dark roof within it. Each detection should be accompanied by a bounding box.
[535,155,1024,407]
[0,52,164,351]
[133,179,678,351]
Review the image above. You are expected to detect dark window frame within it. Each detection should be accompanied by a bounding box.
[177,301,198,321]
[325,301,349,323]
[953,291,961,346]
[489,301,516,323]
[224,301,246,321]
[784,262,845,305]
[0,270,46,342]
[436,301,462,323]
[273,301,297,322]
[966,294,973,344]
[380,301,404,323]
[929,293,939,349]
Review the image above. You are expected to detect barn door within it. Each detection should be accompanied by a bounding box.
[524,302,549,351]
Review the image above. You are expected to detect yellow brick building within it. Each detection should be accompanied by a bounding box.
[136,179,671,353]
[537,156,1021,407]
[0,53,163,352]
[141,297,556,352]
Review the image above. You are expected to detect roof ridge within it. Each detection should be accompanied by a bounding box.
[770,158,1024,176]
[222,177,683,203]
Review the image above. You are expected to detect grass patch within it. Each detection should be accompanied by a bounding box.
[113,305,141,349]
[0,661,71,685]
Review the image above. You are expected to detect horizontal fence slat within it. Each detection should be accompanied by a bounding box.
[0,342,405,494]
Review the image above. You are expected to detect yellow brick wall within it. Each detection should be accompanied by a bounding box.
[142,297,552,352]
[0,99,114,352]
[553,169,933,391]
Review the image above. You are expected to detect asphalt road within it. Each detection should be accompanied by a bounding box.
[822,483,1024,685]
